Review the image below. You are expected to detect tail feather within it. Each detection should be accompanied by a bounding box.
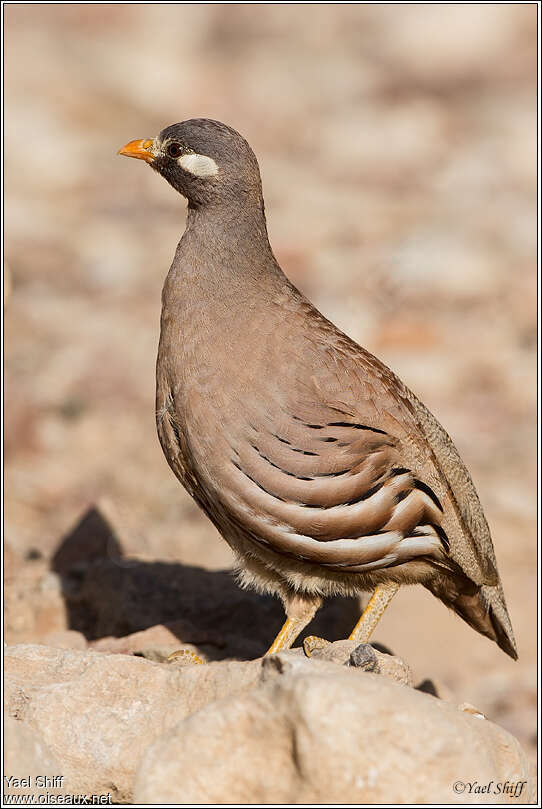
[426,573,518,660]
[450,583,518,660]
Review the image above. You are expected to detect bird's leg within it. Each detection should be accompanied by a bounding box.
[266,593,322,655]
[348,581,400,643]
[266,618,308,655]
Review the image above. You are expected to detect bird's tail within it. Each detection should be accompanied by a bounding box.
[427,575,518,660]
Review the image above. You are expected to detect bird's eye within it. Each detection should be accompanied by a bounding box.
[167,143,182,158]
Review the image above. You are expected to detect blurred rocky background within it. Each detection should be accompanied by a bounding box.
[4,1,537,776]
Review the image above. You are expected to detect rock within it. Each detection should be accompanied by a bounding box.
[4,644,264,803]
[90,619,226,662]
[369,647,413,687]
[4,558,68,645]
[304,637,413,686]
[4,717,63,798]
[4,539,24,578]
[135,655,534,804]
[348,641,381,671]
[4,642,534,804]
[41,630,87,650]
[458,702,488,720]
[4,260,12,303]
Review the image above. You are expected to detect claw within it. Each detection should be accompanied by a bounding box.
[303,635,331,658]
[167,649,204,666]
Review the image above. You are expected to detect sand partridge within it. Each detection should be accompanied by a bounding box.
[119,119,517,660]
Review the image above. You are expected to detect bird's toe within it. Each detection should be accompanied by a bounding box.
[303,635,331,658]
[167,649,204,666]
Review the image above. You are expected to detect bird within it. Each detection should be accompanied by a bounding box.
[118,118,517,661]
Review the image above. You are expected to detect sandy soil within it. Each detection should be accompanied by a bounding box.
[4,4,537,763]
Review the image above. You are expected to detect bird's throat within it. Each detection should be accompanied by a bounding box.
[163,196,289,334]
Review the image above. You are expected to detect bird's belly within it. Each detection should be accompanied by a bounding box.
[222,521,438,599]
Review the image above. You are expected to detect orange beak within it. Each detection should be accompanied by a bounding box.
[117,138,155,163]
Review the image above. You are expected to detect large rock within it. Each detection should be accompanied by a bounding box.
[4,717,63,799]
[135,653,534,805]
[4,644,263,803]
[4,544,68,645]
[5,643,534,804]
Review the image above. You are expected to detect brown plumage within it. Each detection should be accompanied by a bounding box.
[119,119,517,660]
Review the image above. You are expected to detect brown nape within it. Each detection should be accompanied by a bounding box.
[122,117,517,661]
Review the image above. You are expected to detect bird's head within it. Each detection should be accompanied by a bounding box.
[118,118,262,208]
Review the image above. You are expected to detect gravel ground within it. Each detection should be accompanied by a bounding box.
[4,4,537,762]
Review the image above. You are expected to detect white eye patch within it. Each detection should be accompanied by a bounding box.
[178,153,219,178]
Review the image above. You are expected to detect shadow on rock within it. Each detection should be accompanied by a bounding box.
[52,505,362,661]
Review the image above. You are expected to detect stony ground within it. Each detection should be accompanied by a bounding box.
[4,3,537,794]
[4,640,536,804]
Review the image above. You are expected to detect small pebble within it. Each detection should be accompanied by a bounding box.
[348,643,381,673]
